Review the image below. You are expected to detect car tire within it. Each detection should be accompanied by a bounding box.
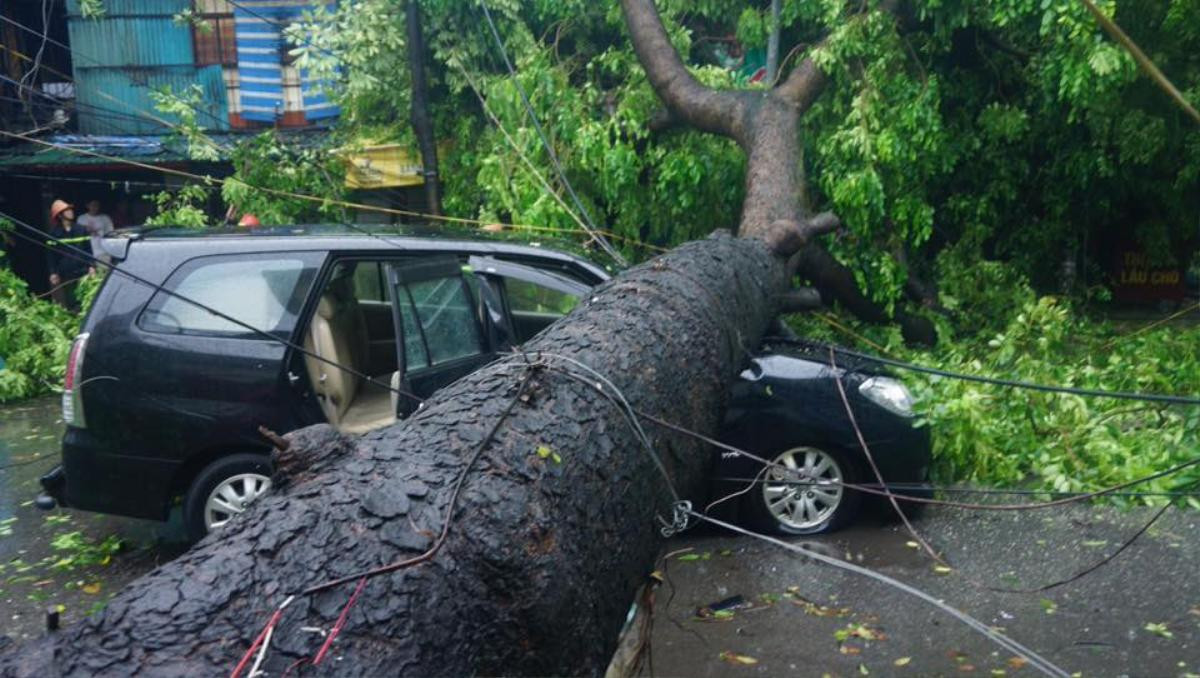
[744,445,862,536]
[183,453,273,542]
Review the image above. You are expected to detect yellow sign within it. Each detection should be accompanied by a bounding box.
[341,144,424,189]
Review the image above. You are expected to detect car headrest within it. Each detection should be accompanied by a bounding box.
[316,275,355,320]
[316,293,339,320]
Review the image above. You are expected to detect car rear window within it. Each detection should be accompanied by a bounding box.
[139,252,322,338]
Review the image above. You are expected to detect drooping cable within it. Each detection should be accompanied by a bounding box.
[0,13,230,129]
[768,337,1200,406]
[477,3,628,267]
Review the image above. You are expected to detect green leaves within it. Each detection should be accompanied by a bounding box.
[1144,622,1173,639]
[786,256,1200,504]
[0,268,79,402]
[535,445,562,464]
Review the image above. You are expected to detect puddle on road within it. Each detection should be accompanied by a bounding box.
[818,520,930,570]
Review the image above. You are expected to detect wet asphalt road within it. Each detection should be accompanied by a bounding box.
[3,397,1199,676]
[651,507,1200,677]
[0,396,186,642]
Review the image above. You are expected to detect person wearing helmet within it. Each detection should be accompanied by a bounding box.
[237,214,261,228]
[45,199,92,310]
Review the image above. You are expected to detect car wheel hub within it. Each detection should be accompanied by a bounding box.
[762,447,843,530]
[204,473,272,532]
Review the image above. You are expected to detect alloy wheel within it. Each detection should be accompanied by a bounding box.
[203,473,272,532]
[761,446,844,531]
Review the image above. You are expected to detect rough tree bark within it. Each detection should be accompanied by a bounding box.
[407,0,442,216]
[0,1,910,675]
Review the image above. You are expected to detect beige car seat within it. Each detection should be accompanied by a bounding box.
[304,273,397,433]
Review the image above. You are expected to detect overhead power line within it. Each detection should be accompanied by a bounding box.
[477,3,627,267]
[768,337,1200,406]
[0,73,169,130]
[0,128,655,258]
[222,0,637,265]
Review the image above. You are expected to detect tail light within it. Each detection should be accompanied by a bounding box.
[62,332,89,428]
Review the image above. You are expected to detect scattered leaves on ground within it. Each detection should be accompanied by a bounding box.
[1144,622,1173,638]
[835,623,885,642]
[786,587,850,616]
[718,651,758,665]
[1006,656,1028,670]
[894,656,912,666]
[1039,598,1057,615]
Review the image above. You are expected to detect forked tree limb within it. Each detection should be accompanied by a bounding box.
[619,0,753,144]
[775,57,827,112]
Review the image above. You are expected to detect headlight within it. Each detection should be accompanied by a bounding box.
[857,376,914,417]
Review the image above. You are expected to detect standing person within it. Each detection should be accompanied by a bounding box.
[45,199,91,311]
[77,199,114,265]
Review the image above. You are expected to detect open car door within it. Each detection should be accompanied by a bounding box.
[386,257,496,416]
[467,255,591,348]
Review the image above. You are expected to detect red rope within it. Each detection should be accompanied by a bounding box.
[229,606,285,678]
[282,657,310,677]
[312,577,368,666]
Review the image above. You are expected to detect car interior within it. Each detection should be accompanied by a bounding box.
[303,262,400,434]
[301,257,584,435]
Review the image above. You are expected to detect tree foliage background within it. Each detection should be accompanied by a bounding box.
[293,0,1199,307]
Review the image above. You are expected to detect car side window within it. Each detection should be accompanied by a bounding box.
[504,278,580,343]
[352,261,384,302]
[405,276,482,365]
[506,278,580,315]
[139,253,320,338]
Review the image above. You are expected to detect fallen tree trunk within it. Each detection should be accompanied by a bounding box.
[0,1,921,673]
[1,234,787,677]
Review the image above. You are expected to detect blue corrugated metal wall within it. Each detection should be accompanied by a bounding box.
[65,0,231,134]
[233,0,339,122]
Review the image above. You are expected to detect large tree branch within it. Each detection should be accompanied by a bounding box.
[620,0,751,144]
[774,57,826,112]
[773,0,904,111]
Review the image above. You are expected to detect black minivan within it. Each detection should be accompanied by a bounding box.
[40,225,930,540]
[41,226,608,540]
